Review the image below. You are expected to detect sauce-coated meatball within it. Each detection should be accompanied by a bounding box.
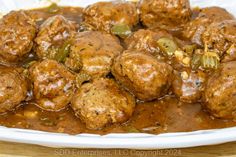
[34,15,77,60]
[124,29,173,57]
[0,67,27,113]
[71,78,135,130]
[202,20,236,57]
[65,31,123,78]
[172,69,206,103]
[183,7,234,46]
[204,61,236,119]
[83,1,138,33]
[112,50,173,101]
[0,11,36,64]
[139,0,191,29]
[29,59,75,111]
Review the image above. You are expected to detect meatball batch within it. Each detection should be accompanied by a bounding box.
[202,20,236,58]
[204,61,236,119]
[29,59,75,111]
[0,67,27,113]
[65,31,123,78]
[183,7,234,46]
[139,0,192,29]
[0,11,36,64]
[71,78,135,130]
[83,1,139,33]
[34,15,77,60]
[172,69,206,103]
[124,29,173,57]
[112,50,173,101]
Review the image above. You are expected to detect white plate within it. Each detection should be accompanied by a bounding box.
[0,0,236,149]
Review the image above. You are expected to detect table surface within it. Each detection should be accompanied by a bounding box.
[0,141,236,157]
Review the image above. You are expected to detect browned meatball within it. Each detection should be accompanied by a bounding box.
[139,0,191,29]
[34,15,77,60]
[183,7,234,46]
[29,59,75,111]
[65,31,123,78]
[172,69,206,103]
[222,45,236,63]
[124,29,173,57]
[83,1,138,33]
[0,67,27,113]
[202,20,236,57]
[0,11,36,64]
[71,78,135,130]
[112,50,173,101]
[204,61,236,119]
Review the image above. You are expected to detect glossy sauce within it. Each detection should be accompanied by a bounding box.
[0,6,235,135]
[0,97,236,135]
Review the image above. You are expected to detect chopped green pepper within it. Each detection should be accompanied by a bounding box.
[54,40,71,62]
[47,3,60,14]
[157,37,178,56]
[201,51,220,69]
[111,24,132,38]
[191,50,220,70]
[191,53,202,69]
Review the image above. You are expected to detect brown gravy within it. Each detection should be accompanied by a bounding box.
[0,96,235,135]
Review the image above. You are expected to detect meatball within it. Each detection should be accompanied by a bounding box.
[0,67,27,113]
[0,11,36,64]
[183,7,234,46]
[124,29,173,57]
[112,50,173,101]
[65,31,123,78]
[139,0,191,29]
[83,1,138,33]
[34,15,77,60]
[29,59,75,111]
[172,69,206,103]
[204,61,236,119]
[202,20,236,57]
[222,44,236,63]
[71,78,135,130]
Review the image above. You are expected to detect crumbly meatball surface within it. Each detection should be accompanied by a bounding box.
[139,0,191,29]
[124,29,173,56]
[0,11,36,64]
[71,78,135,130]
[172,69,206,103]
[65,31,123,78]
[202,20,236,57]
[83,1,139,33]
[112,50,173,101]
[29,59,75,111]
[0,67,27,113]
[183,7,234,46]
[204,61,236,119]
[34,15,77,60]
